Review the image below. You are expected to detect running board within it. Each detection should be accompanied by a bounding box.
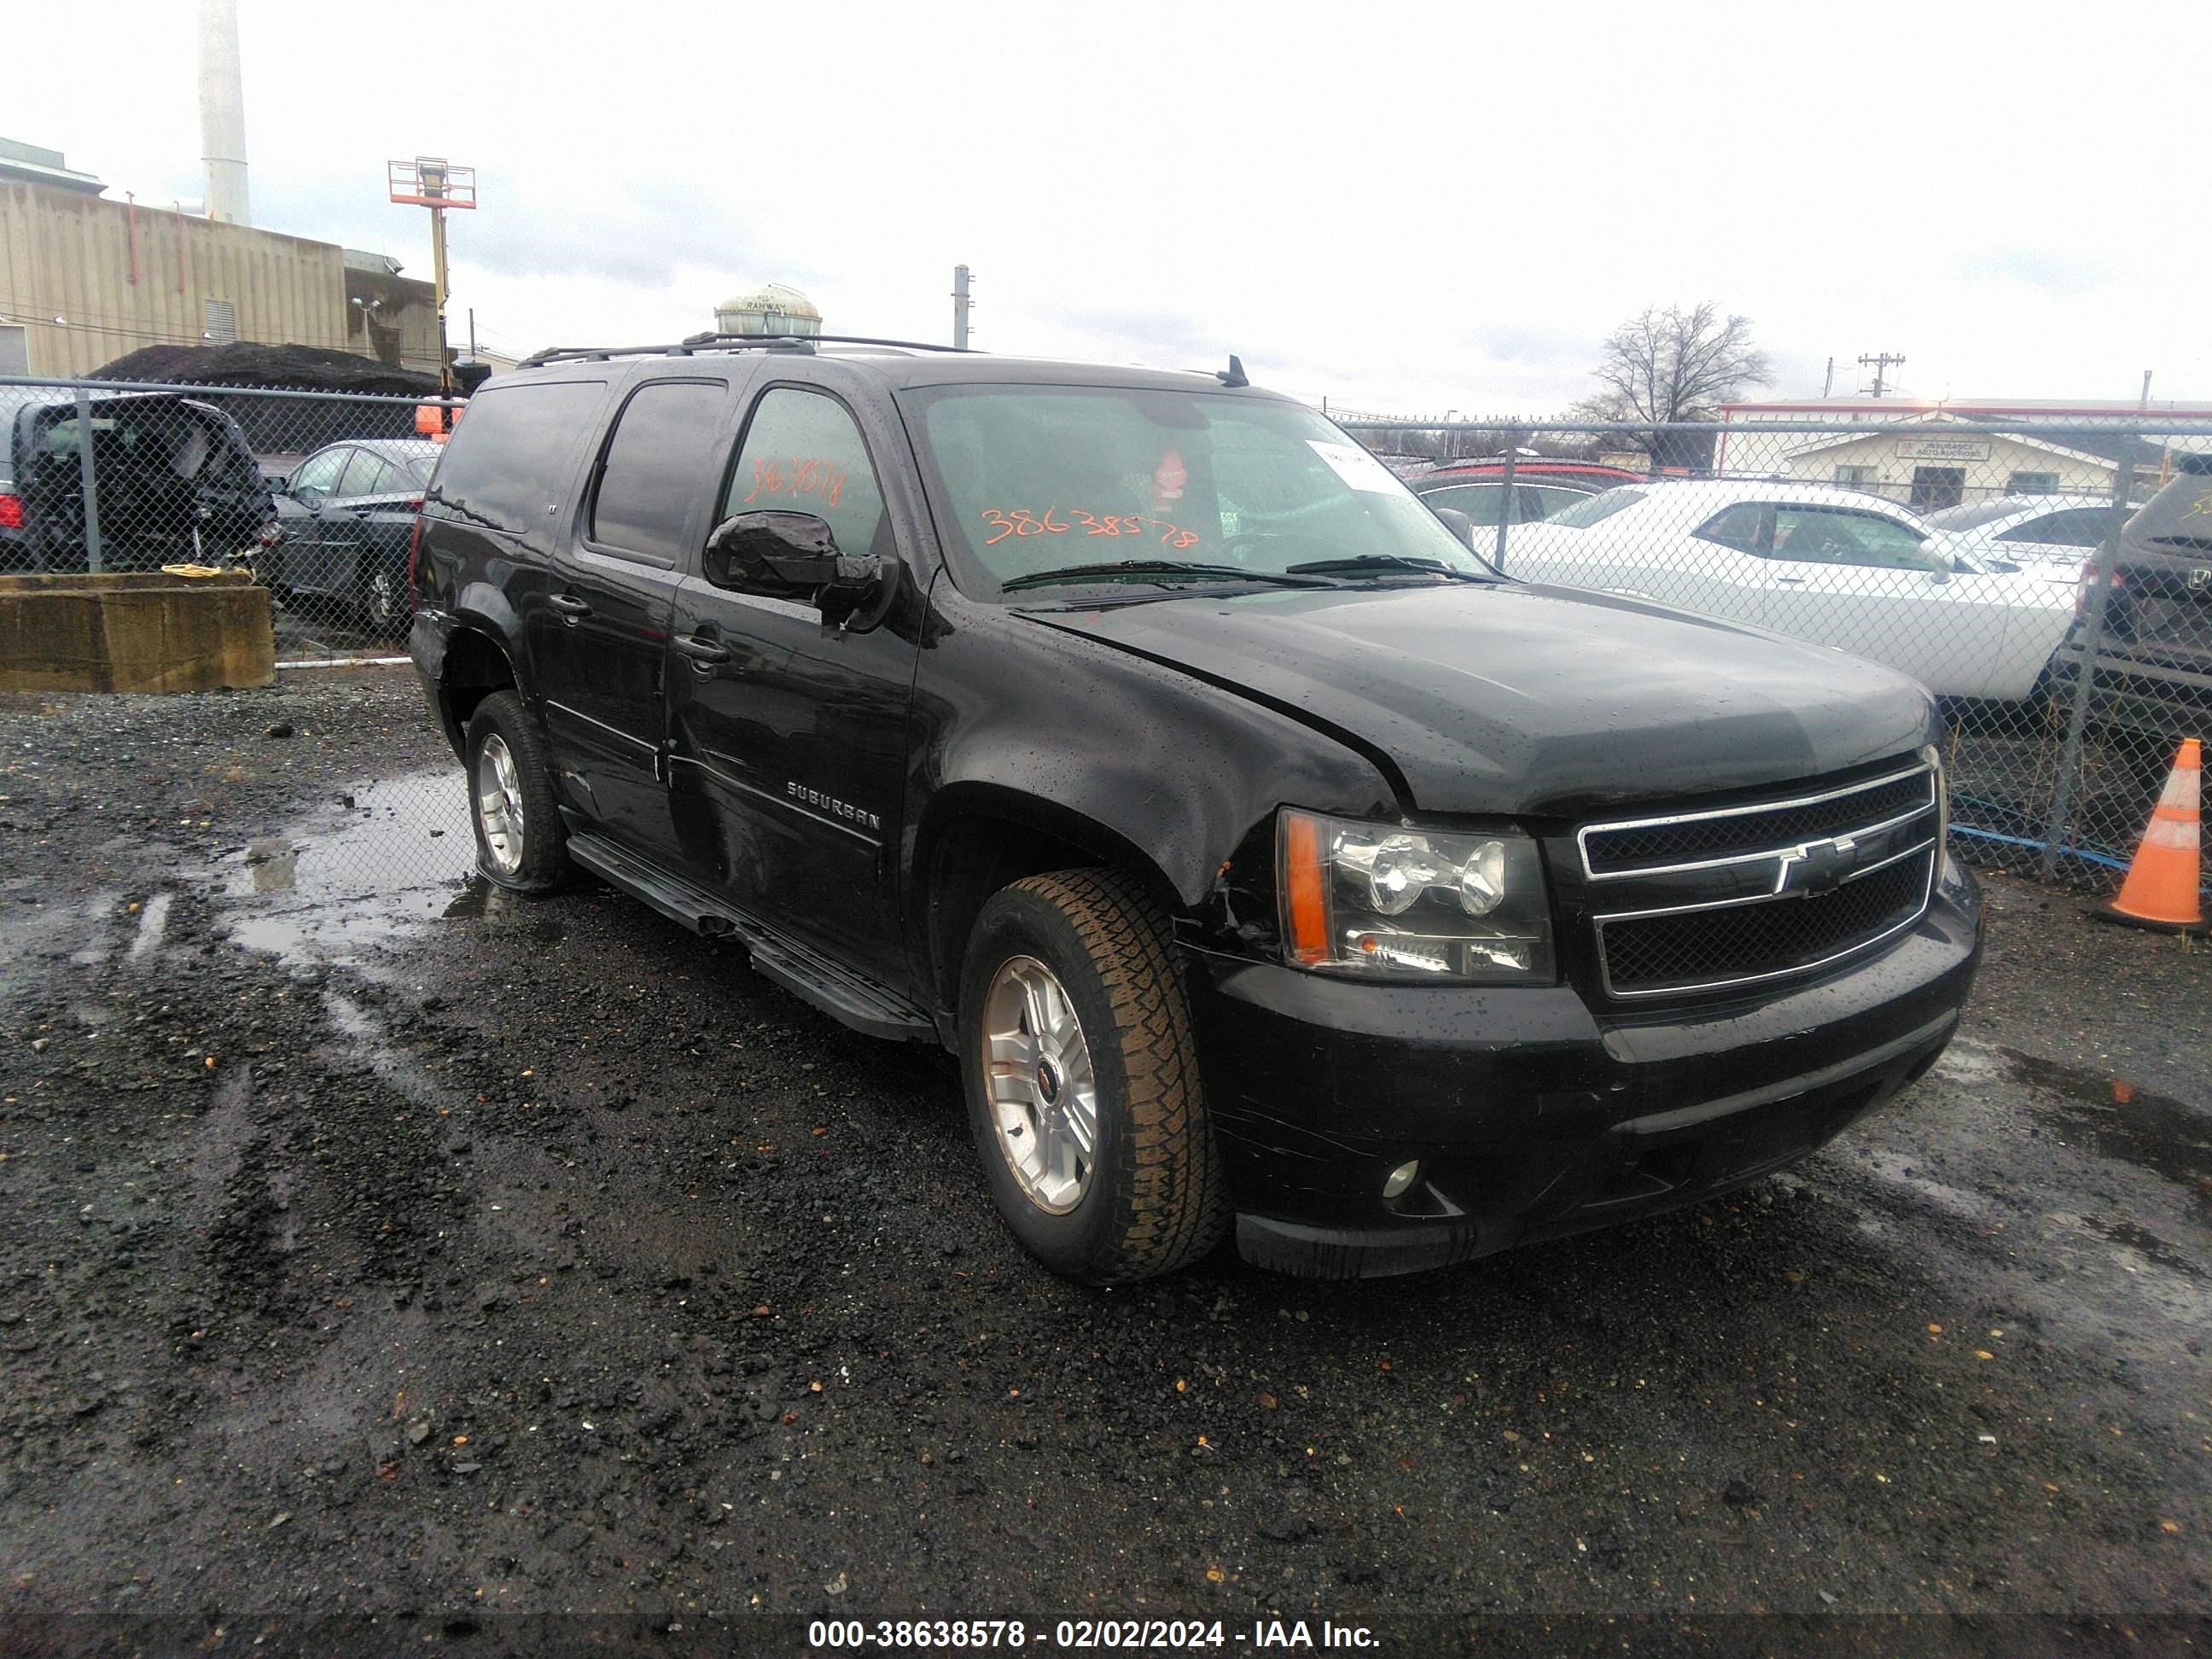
[564,832,937,1044]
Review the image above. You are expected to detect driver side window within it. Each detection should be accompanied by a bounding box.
[289,448,349,503]
[722,387,888,562]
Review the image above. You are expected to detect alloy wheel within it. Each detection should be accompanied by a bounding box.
[474,732,527,876]
[980,954,1099,1214]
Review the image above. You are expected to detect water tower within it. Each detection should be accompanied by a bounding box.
[714,282,822,338]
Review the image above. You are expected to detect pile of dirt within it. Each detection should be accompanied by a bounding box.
[90,345,439,460]
[92,343,438,398]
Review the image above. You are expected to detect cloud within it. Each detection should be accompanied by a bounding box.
[1958,247,2109,299]
[1046,308,1230,369]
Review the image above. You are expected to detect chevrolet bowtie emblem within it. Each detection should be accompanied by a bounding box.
[1773,835,1857,897]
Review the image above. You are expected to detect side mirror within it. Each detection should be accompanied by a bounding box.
[704,509,893,628]
[1429,505,1478,550]
[265,474,290,495]
[1915,538,1952,584]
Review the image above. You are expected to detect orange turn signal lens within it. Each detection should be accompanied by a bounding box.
[1280,810,1330,964]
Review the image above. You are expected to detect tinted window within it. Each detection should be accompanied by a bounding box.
[1524,485,1592,519]
[1547,486,1644,528]
[1418,482,1510,520]
[2001,507,2109,549]
[1771,507,1929,568]
[590,380,731,560]
[725,387,889,561]
[430,380,608,538]
[1696,502,1767,552]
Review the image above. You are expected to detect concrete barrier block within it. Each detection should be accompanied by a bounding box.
[0,571,276,693]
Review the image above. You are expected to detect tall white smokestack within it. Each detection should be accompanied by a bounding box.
[199,0,250,226]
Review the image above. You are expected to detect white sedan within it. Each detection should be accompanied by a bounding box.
[1492,480,2076,701]
[1922,492,2127,569]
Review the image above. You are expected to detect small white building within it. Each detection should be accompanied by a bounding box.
[1716,397,2212,513]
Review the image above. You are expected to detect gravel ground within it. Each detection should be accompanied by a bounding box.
[0,671,2206,1653]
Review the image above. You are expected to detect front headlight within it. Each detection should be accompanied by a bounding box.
[1277,808,1555,981]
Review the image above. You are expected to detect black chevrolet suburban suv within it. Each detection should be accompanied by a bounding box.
[407,335,1981,1283]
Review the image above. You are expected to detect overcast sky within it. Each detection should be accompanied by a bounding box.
[12,0,2206,413]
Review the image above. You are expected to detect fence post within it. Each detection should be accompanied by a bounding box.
[1493,434,1521,569]
[2038,450,2138,881]
[72,387,105,574]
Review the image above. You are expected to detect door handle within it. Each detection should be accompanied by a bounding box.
[1775,576,1806,584]
[673,633,731,667]
[548,592,592,620]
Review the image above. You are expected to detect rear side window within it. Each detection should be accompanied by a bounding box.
[430,380,608,538]
[335,451,388,498]
[589,380,731,561]
[1695,502,1767,552]
[2001,507,2108,549]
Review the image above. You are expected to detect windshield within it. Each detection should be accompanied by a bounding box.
[1545,486,1645,528]
[905,385,1490,594]
[1924,498,2030,532]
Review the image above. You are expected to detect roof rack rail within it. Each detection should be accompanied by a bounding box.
[517,333,976,370]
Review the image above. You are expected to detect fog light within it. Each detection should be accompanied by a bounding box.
[1382,1159,1421,1199]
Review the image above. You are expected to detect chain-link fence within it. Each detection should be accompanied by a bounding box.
[6,376,2206,903]
[1344,414,2212,896]
[1,374,463,662]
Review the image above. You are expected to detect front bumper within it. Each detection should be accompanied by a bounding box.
[1182,860,1982,1278]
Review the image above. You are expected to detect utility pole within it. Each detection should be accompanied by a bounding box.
[1822,357,1835,398]
[388,157,478,399]
[1858,352,1906,398]
[952,265,973,350]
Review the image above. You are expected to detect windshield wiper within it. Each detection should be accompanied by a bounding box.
[1284,554,1488,582]
[1001,559,1336,592]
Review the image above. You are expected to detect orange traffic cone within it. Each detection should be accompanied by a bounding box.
[2095,738,2204,934]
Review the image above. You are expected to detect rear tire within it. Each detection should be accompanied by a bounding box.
[464,690,568,894]
[958,869,1228,1284]
[363,563,410,638]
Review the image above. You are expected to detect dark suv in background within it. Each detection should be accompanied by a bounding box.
[408,335,1980,1284]
[2052,453,2212,754]
[0,388,271,572]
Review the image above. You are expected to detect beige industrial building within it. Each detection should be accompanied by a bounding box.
[0,138,438,381]
[1715,395,2212,512]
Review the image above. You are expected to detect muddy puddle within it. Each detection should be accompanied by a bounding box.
[219,769,481,978]
[2000,1045,2212,1215]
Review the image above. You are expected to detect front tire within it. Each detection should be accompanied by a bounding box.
[464,690,568,893]
[959,869,1228,1284]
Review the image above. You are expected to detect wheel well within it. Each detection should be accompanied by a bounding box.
[925,812,1182,1016]
[439,628,516,748]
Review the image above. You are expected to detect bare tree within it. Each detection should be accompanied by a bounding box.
[1571,303,1772,469]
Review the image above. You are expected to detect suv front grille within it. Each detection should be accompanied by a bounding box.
[1580,760,1940,999]
[1581,768,1934,875]
[1598,851,1932,996]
